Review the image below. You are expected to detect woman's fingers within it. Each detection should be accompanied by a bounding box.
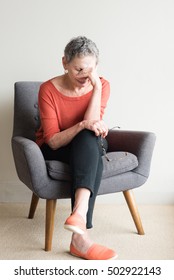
[77,68,101,88]
[82,120,108,137]
[93,120,108,137]
[77,67,92,77]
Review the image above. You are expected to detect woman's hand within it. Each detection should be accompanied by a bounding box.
[80,119,108,138]
[77,67,102,90]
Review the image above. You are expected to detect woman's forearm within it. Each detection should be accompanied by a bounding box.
[83,87,101,120]
[77,68,102,121]
[48,122,84,150]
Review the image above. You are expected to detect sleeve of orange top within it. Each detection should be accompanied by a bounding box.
[38,83,60,144]
[100,78,110,119]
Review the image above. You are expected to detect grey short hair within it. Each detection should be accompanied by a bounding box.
[64,36,99,64]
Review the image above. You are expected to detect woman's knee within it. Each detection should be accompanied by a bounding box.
[74,129,96,142]
[72,129,98,150]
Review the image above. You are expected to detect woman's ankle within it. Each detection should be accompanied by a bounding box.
[71,232,93,253]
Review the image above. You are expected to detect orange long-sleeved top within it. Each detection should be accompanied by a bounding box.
[35,77,110,147]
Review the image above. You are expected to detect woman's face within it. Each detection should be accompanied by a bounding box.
[63,55,97,88]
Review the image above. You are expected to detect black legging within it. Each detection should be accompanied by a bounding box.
[40,129,107,229]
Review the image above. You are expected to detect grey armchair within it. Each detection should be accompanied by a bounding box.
[11,82,156,251]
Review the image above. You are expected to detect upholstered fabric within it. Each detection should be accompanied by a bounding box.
[46,160,72,182]
[46,152,138,181]
[102,152,138,178]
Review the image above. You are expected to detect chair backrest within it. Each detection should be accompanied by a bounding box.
[12,82,42,140]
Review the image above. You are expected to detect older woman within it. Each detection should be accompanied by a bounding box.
[36,36,117,260]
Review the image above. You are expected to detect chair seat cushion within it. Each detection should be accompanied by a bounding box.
[46,151,138,181]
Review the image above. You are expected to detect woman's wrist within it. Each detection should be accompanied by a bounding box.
[79,120,86,130]
[93,84,102,93]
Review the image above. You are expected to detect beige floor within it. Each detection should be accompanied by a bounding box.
[0,201,174,260]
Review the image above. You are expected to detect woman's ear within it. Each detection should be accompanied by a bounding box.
[62,56,67,70]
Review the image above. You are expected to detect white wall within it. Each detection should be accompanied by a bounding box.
[0,0,174,204]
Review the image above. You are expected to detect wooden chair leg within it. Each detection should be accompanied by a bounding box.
[28,193,39,219]
[123,190,145,235]
[45,199,57,251]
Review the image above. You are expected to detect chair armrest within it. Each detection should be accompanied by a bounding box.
[11,136,49,193]
[106,129,156,178]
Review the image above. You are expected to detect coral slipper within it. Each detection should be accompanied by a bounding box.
[64,213,86,235]
[70,243,118,260]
